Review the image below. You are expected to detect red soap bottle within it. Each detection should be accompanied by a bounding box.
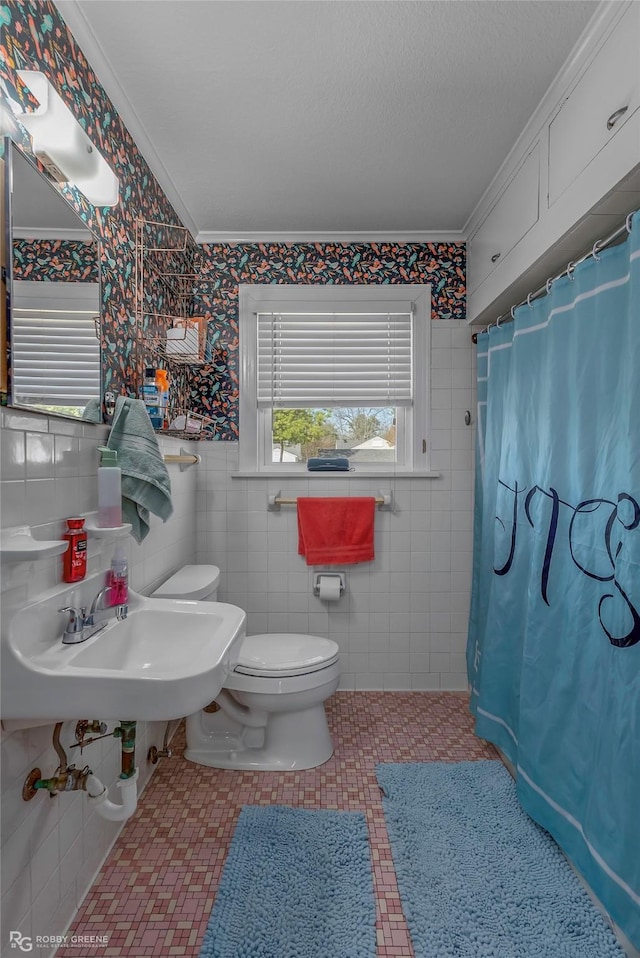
[63,517,88,582]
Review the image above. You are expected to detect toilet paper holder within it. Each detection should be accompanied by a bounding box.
[313,571,346,598]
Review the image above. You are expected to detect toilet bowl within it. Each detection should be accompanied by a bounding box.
[151,565,340,771]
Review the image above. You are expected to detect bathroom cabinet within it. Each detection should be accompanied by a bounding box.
[547,7,639,208]
[466,0,640,327]
[466,143,540,296]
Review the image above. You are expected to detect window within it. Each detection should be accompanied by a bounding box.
[12,280,101,417]
[239,284,431,474]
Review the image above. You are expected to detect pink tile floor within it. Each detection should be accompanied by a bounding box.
[61,692,496,958]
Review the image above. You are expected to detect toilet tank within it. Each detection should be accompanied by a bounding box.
[151,564,221,601]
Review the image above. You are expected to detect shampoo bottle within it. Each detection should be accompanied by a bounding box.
[143,366,162,430]
[108,546,128,606]
[97,447,122,528]
[155,369,170,429]
[62,517,87,582]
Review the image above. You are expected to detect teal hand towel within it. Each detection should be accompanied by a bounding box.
[82,397,102,423]
[107,397,173,543]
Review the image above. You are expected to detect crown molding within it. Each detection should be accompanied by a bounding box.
[55,0,199,240]
[196,229,465,246]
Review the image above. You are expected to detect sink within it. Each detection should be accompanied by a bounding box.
[1,572,246,723]
[67,609,222,672]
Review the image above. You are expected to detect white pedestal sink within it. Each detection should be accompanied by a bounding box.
[1,571,246,725]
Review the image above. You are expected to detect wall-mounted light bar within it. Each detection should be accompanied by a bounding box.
[11,70,119,207]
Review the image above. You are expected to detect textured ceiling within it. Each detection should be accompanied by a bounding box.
[56,0,599,240]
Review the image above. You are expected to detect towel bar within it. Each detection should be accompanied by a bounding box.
[162,448,201,471]
[268,490,394,511]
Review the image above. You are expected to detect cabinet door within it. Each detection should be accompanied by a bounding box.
[468,143,540,295]
[548,3,640,207]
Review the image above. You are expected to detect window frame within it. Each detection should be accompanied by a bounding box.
[238,283,431,475]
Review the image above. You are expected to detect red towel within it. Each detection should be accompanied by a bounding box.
[297,497,376,566]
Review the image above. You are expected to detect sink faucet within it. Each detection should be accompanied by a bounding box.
[87,584,128,625]
[58,603,108,645]
[58,586,127,645]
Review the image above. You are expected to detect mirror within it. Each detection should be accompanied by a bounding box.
[5,138,102,421]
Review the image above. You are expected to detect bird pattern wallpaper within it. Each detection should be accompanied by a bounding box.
[12,239,99,281]
[2,0,466,440]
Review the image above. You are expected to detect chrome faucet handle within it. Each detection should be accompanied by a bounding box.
[59,605,87,643]
[58,605,85,627]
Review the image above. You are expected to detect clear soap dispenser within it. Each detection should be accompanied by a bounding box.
[108,546,128,606]
[97,446,122,528]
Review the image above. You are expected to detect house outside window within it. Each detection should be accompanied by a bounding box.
[238,284,431,474]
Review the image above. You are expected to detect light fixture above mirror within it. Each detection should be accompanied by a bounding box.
[9,70,119,208]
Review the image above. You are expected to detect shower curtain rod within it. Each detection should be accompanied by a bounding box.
[471,210,636,344]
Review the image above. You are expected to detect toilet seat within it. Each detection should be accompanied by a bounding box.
[234,633,339,678]
[225,655,341,696]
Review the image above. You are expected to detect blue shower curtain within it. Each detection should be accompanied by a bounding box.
[468,214,640,947]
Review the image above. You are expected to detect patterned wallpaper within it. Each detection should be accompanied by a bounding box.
[189,241,466,440]
[12,238,98,281]
[1,0,184,407]
[2,0,467,441]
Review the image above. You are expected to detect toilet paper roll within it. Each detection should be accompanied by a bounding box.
[317,575,342,602]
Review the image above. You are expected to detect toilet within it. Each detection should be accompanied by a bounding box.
[151,565,340,771]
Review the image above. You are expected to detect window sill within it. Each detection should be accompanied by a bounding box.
[231,470,442,479]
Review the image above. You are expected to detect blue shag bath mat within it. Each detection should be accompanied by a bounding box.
[376,760,625,958]
[199,805,376,958]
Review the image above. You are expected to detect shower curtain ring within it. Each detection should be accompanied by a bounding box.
[510,306,516,321]
[546,277,554,295]
[626,211,634,234]
[527,292,534,309]
[567,261,576,280]
[592,240,601,261]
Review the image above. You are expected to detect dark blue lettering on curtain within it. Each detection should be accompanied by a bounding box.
[467,213,640,947]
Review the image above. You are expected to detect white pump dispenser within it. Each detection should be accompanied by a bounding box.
[97,447,122,528]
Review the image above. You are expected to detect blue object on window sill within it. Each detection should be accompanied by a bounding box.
[307,457,351,472]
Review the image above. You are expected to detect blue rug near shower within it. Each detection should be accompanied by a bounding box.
[199,804,376,958]
[376,760,625,958]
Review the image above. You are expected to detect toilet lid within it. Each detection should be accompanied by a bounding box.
[235,633,340,678]
[152,565,220,600]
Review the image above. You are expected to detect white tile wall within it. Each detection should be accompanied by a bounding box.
[197,320,476,693]
[0,320,477,952]
[0,408,198,958]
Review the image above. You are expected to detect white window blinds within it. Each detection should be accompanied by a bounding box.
[257,302,413,408]
[12,281,100,407]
